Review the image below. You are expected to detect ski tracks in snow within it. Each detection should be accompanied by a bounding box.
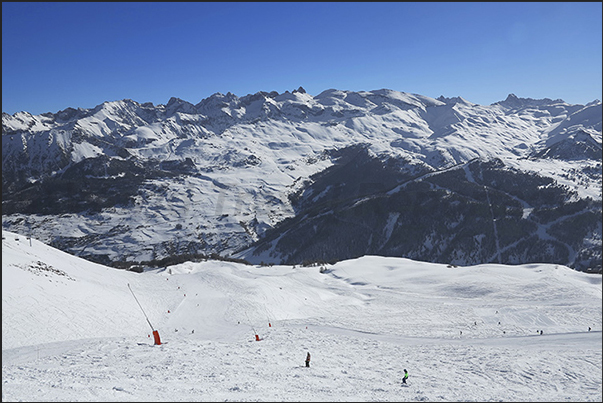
[2,327,601,402]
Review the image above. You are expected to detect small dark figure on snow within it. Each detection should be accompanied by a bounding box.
[305,352,311,367]
[588,327,591,331]
[540,330,543,335]
[402,369,409,384]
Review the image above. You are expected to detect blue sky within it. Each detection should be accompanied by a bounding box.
[2,2,602,115]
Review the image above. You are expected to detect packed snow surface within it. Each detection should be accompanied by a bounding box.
[2,230,602,401]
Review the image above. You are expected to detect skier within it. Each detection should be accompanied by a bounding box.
[402,369,409,384]
[305,352,311,367]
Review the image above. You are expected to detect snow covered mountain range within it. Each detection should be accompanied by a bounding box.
[2,88,602,271]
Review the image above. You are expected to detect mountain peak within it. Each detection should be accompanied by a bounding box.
[436,95,474,106]
[494,93,566,109]
[167,96,186,105]
[165,97,196,115]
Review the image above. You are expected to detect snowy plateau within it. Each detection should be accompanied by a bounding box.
[2,88,602,271]
[2,229,602,402]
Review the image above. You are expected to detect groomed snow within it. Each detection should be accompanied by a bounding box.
[2,230,602,401]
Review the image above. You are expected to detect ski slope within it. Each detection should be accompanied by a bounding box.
[2,230,602,401]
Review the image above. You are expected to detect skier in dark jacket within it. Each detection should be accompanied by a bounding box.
[402,369,409,384]
[305,352,311,367]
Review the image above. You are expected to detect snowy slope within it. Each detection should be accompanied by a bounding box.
[2,230,601,401]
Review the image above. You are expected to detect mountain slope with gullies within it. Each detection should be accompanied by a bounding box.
[2,88,601,271]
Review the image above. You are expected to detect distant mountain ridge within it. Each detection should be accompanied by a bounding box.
[2,88,601,271]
